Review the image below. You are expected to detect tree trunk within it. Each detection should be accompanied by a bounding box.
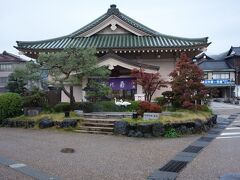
[61,85,76,109]
[69,85,75,109]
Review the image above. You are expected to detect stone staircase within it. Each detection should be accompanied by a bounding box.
[75,112,132,135]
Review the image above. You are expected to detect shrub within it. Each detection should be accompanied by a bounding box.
[155,97,166,106]
[164,128,179,138]
[138,101,162,116]
[53,102,71,112]
[92,101,119,112]
[23,89,47,108]
[92,101,139,112]
[126,101,139,112]
[0,93,23,122]
[75,102,93,113]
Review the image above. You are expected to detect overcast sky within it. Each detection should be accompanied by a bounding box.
[1,0,240,59]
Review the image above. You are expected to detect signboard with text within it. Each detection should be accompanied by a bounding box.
[108,77,137,90]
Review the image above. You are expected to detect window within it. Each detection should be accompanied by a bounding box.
[0,77,8,85]
[204,73,208,79]
[212,72,229,79]
[0,64,12,71]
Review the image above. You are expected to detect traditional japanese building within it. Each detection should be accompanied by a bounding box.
[196,46,240,99]
[0,51,26,93]
[15,4,210,102]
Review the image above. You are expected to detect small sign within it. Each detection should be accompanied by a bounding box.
[143,113,160,120]
[202,79,233,85]
[134,94,145,101]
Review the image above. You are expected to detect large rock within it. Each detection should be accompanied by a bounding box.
[127,130,135,137]
[114,121,129,135]
[137,124,152,134]
[135,131,144,138]
[39,119,54,129]
[194,119,203,133]
[152,123,164,137]
[176,125,188,134]
[212,115,217,124]
[60,119,77,128]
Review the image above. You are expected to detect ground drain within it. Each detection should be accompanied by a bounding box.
[159,160,187,173]
[60,148,75,153]
[198,137,214,142]
[183,146,203,153]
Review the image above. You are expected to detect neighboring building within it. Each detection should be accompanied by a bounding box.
[15,4,209,102]
[0,51,26,93]
[196,46,240,98]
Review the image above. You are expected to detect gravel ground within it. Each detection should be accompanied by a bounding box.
[0,128,199,180]
[0,164,33,180]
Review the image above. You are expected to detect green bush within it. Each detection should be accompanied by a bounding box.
[75,102,94,113]
[92,101,118,112]
[53,102,71,112]
[0,93,23,122]
[92,101,139,112]
[23,89,47,108]
[155,97,166,106]
[164,128,179,138]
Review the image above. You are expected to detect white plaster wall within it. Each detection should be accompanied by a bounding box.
[138,58,176,100]
[61,85,83,102]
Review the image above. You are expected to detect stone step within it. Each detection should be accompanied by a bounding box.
[79,126,114,132]
[83,114,132,119]
[74,129,113,135]
[81,122,114,127]
[83,118,117,123]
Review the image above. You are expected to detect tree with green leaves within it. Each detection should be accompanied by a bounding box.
[6,62,44,95]
[36,48,110,108]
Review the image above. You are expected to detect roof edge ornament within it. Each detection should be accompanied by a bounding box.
[107,4,120,15]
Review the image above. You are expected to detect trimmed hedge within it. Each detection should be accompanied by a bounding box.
[53,102,94,113]
[92,101,139,112]
[53,102,71,112]
[53,101,139,113]
[0,93,23,122]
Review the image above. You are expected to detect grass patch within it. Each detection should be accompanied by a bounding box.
[12,111,81,122]
[123,109,212,124]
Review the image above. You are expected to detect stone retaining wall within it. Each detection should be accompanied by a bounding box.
[114,115,217,138]
[1,119,79,129]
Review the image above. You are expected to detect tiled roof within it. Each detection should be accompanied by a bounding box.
[0,51,26,63]
[16,34,208,50]
[70,4,160,37]
[226,47,240,58]
[198,60,232,71]
[15,5,209,53]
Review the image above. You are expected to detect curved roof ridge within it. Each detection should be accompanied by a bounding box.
[17,35,71,45]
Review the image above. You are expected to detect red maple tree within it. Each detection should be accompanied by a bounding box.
[131,68,167,102]
[169,53,208,109]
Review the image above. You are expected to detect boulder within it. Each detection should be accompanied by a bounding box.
[143,133,152,138]
[152,123,164,137]
[39,119,54,129]
[114,121,129,135]
[194,120,203,133]
[135,131,144,138]
[60,119,77,128]
[212,115,217,124]
[127,130,135,137]
[177,125,188,134]
[137,124,152,134]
